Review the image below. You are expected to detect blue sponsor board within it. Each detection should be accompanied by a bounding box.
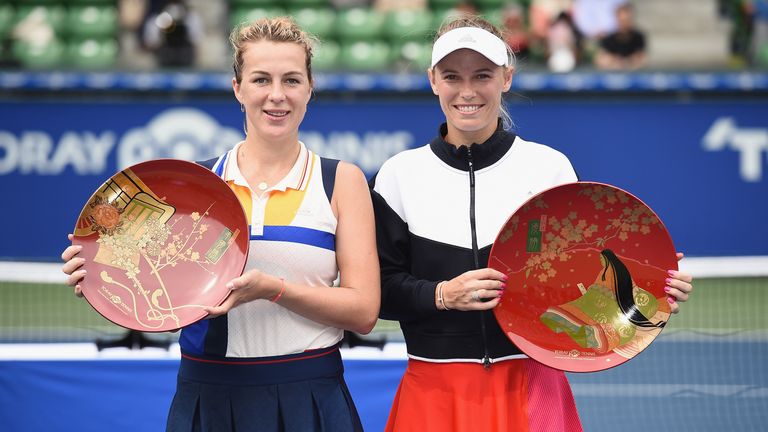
[2,71,768,92]
[0,99,765,259]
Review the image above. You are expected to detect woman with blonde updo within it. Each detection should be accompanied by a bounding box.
[61,17,379,432]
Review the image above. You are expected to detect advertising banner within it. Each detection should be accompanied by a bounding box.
[0,99,765,259]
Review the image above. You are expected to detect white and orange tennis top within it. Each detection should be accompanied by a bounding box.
[179,141,343,358]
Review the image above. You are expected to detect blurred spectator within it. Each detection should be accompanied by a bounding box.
[572,0,626,61]
[547,11,583,72]
[434,0,479,28]
[0,38,20,68]
[720,0,753,67]
[529,0,572,43]
[118,0,156,70]
[502,4,531,60]
[594,3,646,70]
[6,6,59,68]
[12,7,56,49]
[141,0,203,68]
[331,0,373,8]
[121,0,147,30]
[747,0,768,66]
[373,0,426,11]
[452,0,479,16]
[572,0,626,39]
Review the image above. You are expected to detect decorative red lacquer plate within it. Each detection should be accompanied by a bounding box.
[489,182,677,372]
[72,159,248,332]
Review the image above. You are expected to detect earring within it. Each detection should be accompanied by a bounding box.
[240,104,247,136]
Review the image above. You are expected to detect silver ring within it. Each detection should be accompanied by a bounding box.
[471,290,480,301]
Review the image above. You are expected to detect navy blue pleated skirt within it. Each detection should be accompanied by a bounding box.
[166,344,363,432]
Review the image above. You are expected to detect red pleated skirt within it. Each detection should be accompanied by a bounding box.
[385,358,582,432]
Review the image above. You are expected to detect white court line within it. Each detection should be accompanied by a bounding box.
[570,383,768,398]
[677,256,768,278]
[2,257,767,283]
[0,342,410,361]
[0,262,67,284]
[0,343,181,360]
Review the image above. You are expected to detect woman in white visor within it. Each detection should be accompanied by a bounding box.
[370,15,693,432]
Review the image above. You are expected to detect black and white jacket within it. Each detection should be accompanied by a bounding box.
[371,122,578,365]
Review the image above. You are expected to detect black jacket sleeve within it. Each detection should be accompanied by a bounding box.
[370,186,441,322]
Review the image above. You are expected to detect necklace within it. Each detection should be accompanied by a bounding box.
[239,142,300,193]
[239,147,271,192]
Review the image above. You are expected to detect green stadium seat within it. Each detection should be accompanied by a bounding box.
[758,42,768,69]
[431,8,465,32]
[230,7,286,29]
[383,9,433,42]
[15,5,67,35]
[339,40,391,71]
[65,0,116,3]
[291,7,335,39]
[285,0,329,6]
[312,39,340,71]
[481,8,504,28]
[336,8,384,41]
[67,38,118,69]
[230,0,279,6]
[394,40,432,70]
[0,4,14,38]
[474,0,508,9]
[12,38,65,69]
[66,5,117,38]
[15,0,64,4]
[430,0,463,9]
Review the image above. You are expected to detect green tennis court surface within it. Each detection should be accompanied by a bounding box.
[1,277,766,343]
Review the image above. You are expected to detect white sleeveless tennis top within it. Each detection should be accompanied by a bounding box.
[180,141,342,358]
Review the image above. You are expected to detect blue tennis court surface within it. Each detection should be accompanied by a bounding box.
[1,337,765,432]
[570,338,768,431]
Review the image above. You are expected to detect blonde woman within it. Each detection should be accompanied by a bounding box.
[370,16,693,431]
[62,18,379,432]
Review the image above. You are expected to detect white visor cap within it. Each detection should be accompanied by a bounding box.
[430,27,510,68]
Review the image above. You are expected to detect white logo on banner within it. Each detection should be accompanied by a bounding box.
[0,107,414,176]
[703,117,768,182]
[0,131,116,175]
[0,108,243,175]
[300,131,412,174]
[118,108,242,169]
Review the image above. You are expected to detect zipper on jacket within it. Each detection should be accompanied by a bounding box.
[467,146,491,369]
